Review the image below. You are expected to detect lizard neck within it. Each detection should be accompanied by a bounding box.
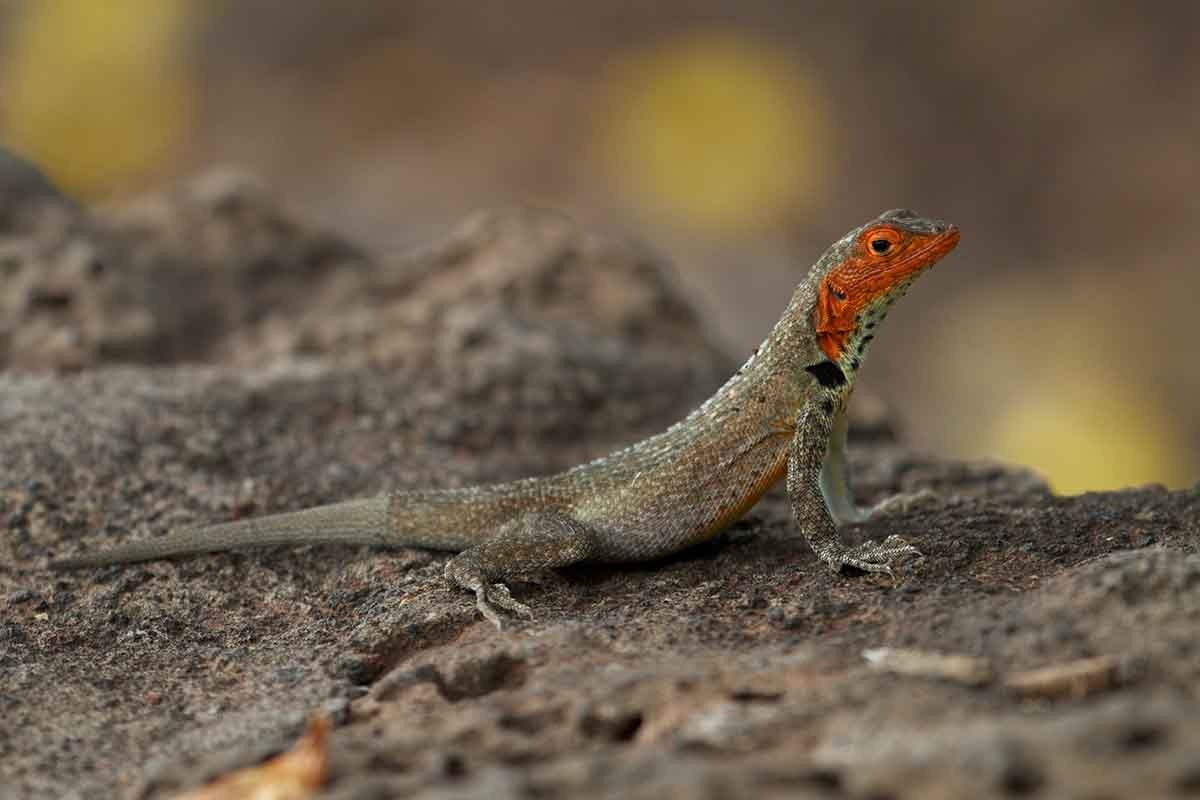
[819,271,920,383]
[760,281,859,389]
[685,290,842,428]
[682,318,816,428]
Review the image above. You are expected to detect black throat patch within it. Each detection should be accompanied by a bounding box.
[805,360,846,388]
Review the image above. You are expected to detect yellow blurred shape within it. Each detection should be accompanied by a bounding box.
[2,0,197,197]
[983,376,1192,494]
[600,30,825,233]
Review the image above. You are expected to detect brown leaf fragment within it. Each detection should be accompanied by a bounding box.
[862,648,993,687]
[172,715,330,800]
[1003,655,1124,700]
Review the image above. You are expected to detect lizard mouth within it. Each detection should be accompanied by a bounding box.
[895,225,960,276]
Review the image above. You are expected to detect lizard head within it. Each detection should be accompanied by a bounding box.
[812,209,959,366]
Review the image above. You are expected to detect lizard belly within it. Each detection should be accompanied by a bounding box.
[696,446,788,540]
[579,432,791,561]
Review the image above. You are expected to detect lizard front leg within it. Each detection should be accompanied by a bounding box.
[443,511,599,628]
[790,396,921,576]
[819,405,937,525]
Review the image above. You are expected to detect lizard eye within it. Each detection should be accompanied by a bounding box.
[863,227,902,258]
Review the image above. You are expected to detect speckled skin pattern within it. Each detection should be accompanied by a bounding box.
[53,210,960,627]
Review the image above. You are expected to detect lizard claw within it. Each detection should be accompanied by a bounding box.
[473,582,533,630]
[487,582,534,619]
[825,534,922,578]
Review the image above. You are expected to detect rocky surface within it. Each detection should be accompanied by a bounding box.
[1,175,1197,799]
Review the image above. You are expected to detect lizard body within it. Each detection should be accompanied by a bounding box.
[51,209,960,627]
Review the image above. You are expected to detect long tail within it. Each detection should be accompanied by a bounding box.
[50,496,391,569]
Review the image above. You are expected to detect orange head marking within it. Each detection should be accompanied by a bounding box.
[815,215,959,361]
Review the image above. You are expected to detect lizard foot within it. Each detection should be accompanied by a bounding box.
[446,558,533,629]
[488,582,534,619]
[824,535,922,579]
[469,582,533,630]
[444,511,598,628]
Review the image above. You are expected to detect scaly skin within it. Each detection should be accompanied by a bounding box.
[51,209,960,628]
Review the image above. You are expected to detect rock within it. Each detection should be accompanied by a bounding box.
[1,172,1198,799]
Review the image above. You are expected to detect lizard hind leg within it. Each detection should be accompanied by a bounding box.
[819,406,869,525]
[819,405,938,526]
[443,511,599,629]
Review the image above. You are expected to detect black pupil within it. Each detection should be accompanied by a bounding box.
[871,238,891,254]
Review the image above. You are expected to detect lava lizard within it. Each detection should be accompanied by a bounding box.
[51,209,960,627]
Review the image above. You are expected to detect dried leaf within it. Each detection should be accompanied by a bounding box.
[863,647,993,687]
[173,716,330,800]
[1004,655,1124,700]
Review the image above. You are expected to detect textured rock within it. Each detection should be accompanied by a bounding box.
[1,174,1197,799]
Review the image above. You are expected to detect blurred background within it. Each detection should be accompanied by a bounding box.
[1,0,1197,492]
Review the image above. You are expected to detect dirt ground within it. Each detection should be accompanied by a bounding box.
[2,173,1198,799]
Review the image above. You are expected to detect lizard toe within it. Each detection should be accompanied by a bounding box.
[879,534,923,557]
[838,556,896,579]
[829,535,922,578]
[473,587,508,630]
[487,582,534,620]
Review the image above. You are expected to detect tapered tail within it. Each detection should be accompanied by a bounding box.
[50,496,391,569]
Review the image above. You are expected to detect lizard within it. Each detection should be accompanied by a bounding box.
[50,209,960,628]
